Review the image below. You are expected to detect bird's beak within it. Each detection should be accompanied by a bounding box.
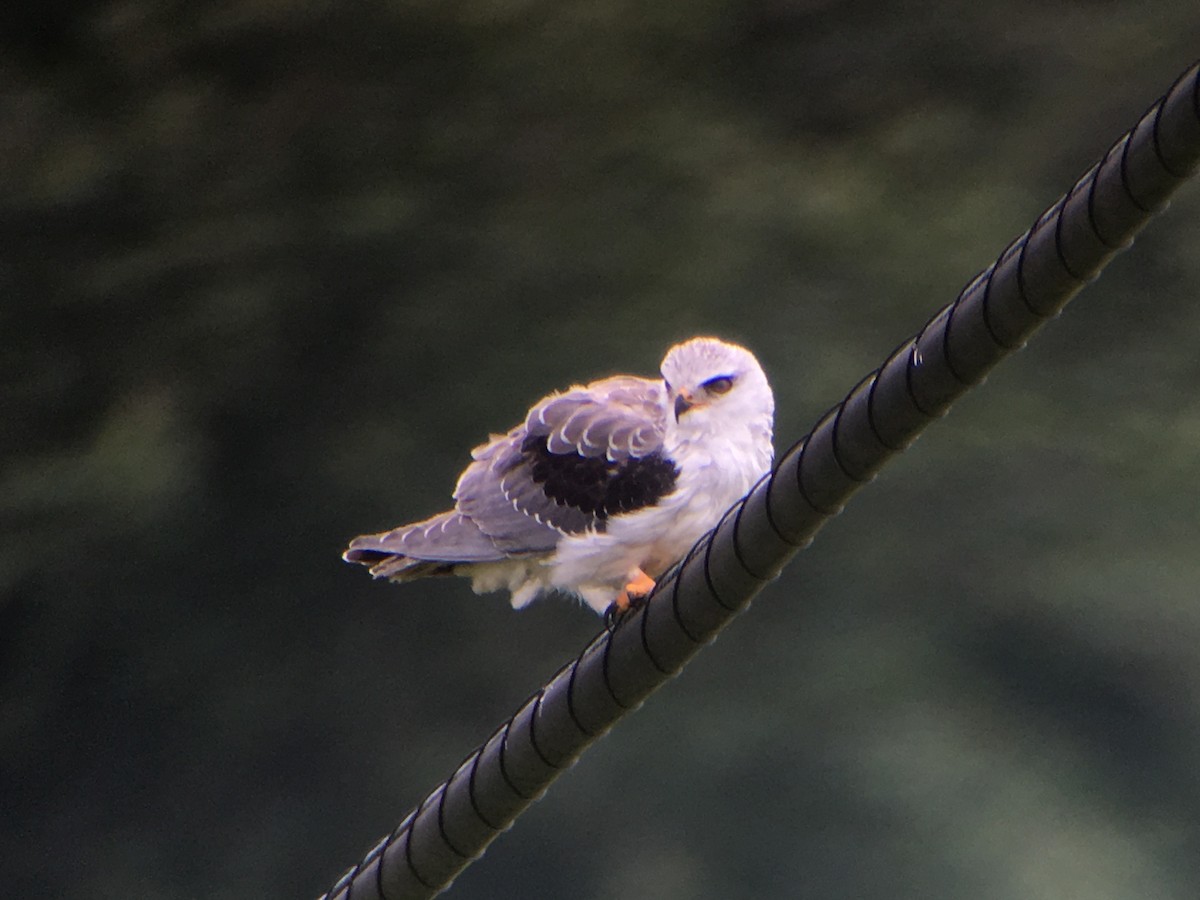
[674,390,695,421]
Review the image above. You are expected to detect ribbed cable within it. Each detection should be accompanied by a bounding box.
[319,60,1199,900]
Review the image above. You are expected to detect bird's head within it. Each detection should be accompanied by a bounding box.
[660,337,774,442]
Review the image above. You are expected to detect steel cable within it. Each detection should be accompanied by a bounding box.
[319,60,1199,900]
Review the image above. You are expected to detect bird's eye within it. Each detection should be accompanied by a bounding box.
[663,380,672,394]
[703,375,734,395]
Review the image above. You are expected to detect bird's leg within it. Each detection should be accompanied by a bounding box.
[604,568,657,628]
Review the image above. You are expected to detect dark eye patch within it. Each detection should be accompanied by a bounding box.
[703,375,734,395]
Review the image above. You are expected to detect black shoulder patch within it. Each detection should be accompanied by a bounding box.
[521,434,679,520]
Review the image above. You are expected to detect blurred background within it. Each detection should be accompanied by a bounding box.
[3,2,1200,898]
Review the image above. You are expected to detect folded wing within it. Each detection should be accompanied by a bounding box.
[460,376,678,547]
[345,375,679,575]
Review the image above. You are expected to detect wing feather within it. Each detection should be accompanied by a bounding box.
[350,374,679,568]
[468,375,678,535]
[342,510,512,581]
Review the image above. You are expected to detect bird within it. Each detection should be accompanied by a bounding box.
[343,336,775,616]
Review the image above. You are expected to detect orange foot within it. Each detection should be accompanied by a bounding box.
[615,568,657,611]
[605,568,658,629]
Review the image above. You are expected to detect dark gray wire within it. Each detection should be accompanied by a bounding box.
[319,60,1200,900]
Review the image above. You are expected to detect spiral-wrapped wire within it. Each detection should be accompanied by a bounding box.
[319,60,1199,900]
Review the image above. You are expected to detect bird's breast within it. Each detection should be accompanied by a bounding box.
[631,434,772,573]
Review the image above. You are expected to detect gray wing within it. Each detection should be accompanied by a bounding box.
[456,375,676,550]
[343,509,512,579]
[344,375,673,574]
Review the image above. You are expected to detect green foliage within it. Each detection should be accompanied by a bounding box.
[2,3,1198,897]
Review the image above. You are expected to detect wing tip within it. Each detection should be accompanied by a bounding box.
[344,545,458,581]
[342,545,388,565]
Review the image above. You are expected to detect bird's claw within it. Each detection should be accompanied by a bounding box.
[604,592,651,632]
[604,573,656,632]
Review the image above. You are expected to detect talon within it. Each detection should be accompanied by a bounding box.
[605,569,657,630]
[622,568,656,603]
[604,594,647,632]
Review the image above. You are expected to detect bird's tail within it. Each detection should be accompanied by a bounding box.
[342,509,507,582]
[342,548,457,581]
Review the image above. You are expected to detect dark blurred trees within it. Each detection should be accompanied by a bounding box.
[2,3,1199,898]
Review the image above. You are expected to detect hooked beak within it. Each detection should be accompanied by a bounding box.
[674,390,695,421]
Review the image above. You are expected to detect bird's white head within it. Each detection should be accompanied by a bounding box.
[659,337,774,448]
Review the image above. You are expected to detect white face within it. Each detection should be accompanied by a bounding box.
[659,337,774,432]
